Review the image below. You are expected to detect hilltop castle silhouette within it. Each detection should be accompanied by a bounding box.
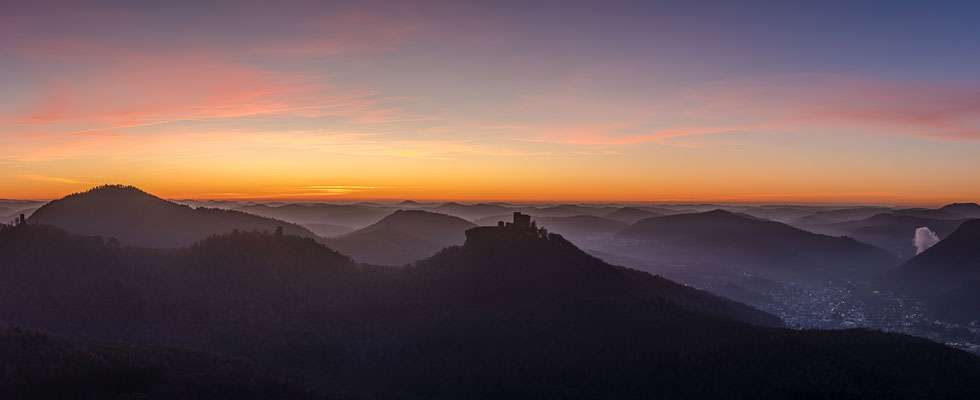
[465,212,547,243]
[498,212,532,230]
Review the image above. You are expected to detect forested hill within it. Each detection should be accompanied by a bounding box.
[0,326,323,399]
[3,223,980,398]
[27,184,319,248]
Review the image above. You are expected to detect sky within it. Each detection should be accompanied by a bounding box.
[1,0,979,204]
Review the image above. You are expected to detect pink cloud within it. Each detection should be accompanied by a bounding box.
[679,74,980,140]
[5,38,405,134]
[514,74,980,146]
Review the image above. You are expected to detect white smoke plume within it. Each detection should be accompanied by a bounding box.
[913,227,940,255]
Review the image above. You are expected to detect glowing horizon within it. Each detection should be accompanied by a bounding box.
[3,1,979,205]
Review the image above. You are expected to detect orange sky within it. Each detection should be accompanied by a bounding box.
[2,2,979,205]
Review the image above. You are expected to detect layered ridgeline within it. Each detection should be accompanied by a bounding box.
[324,209,477,265]
[474,213,629,249]
[885,219,980,323]
[603,206,663,224]
[605,209,899,280]
[234,203,391,233]
[797,212,968,259]
[28,185,319,248]
[0,326,322,400]
[3,221,980,398]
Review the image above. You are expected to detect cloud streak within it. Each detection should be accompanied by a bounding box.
[512,74,980,147]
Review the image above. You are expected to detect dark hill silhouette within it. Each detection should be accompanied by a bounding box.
[0,326,322,399]
[725,206,824,223]
[235,203,388,230]
[415,224,781,326]
[609,209,898,280]
[789,206,894,225]
[939,203,980,218]
[886,219,980,322]
[27,185,319,248]
[894,207,967,220]
[3,223,980,398]
[889,219,980,290]
[799,212,967,259]
[604,206,663,224]
[323,209,476,265]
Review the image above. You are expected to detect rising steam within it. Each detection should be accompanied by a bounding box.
[913,227,940,255]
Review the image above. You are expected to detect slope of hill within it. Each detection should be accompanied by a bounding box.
[531,214,628,248]
[0,326,322,399]
[3,223,980,398]
[300,223,355,237]
[323,209,476,265]
[27,185,319,248]
[888,219,980,291]
[604,206,663,224]
[416,224,780,326]
[609,210,898,280]
[789,206,894,225]
[235,203,388,230]
[939,203,980,218]
[893,207,967,220]
[886,220,980,322]
[798,213,968,259]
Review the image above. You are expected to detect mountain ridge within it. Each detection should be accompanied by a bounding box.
[28,185,319,248]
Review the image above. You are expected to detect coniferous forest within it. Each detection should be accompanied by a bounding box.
[3,222,980,399]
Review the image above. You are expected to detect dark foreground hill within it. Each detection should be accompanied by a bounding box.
[3,223,980,398]
[28,185,319,248]
[607,210,899,280]
[324,209,476,265]
[885,219,980,322]
[0,326,322,399]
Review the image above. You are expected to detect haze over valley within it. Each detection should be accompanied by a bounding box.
[4,0,980,398]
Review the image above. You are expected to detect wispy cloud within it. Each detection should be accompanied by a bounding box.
[510,74,980,147]
[18,174,93,185]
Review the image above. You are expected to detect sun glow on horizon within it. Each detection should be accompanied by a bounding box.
[2,1,979,204]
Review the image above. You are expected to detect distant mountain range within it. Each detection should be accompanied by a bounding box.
[789,206,897,225]
[798,212,968,259]
[430,202,512,220]
[604,209,899,281]
[27,185,318,248]
[234,203,389,230]
[323,209,476,265]
[604,206,663,224]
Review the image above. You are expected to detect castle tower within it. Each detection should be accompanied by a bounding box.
[512,212,531,229]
